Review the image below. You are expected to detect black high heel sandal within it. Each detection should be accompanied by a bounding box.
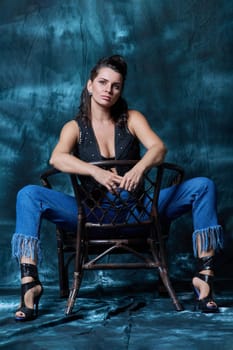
[15,263,43,322]
[192,256,219,313]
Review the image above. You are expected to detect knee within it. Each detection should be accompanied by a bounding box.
[193,177,216,194]
[17,185,41,203]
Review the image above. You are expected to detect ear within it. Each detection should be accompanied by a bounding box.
[87,80,92,95]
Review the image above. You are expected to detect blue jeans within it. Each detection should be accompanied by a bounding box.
[12,177,223,263]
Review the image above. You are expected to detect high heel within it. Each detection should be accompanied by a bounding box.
[192,256,219,313]
[15,263,43,322]
[193,273,219,313]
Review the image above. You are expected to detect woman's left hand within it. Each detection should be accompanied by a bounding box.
[119,167,143,192]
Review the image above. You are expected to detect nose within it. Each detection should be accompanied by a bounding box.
[105,83,112,94]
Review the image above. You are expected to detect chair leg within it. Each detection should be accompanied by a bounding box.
[65,271,82,315]
[157,274,169,296]
[58,267,69,298]
[158,266,184,311]
[57,246,70,298]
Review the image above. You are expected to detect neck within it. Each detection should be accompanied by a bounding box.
[90,97,113,121]
[91,107,112,123]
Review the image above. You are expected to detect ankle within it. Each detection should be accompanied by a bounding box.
[199,269,214,277]
[197,256,215,276]
[20,263,39,281]
[21,276,34,284]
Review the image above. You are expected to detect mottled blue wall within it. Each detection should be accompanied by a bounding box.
[0,0,232,285]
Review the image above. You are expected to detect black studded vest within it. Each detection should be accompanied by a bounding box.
[73,118,141,192]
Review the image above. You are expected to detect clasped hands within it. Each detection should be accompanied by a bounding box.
[94,167,142,193]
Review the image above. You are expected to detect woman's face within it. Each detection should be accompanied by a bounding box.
[87,67,123,108]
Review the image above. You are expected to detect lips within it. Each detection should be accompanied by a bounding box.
[101,95,111,101]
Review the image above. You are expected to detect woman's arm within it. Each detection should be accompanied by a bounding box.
[49,120,122,191]
[50,120,94,175]
[119,110,167,191]
[128,109,167,169]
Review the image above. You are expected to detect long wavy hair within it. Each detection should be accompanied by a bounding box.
[76,55,128,127]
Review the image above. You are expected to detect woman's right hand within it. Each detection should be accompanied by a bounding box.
[92,167,123,193]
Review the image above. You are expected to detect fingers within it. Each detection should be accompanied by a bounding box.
[128,181,137,192]
[110,183,117,193]
[119,178,137,192]
[108,180,136,193]
[104,170,139,193]
[107,175,122,192]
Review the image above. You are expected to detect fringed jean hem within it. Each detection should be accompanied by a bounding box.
[11,233,42,264]
[192,225,224,257]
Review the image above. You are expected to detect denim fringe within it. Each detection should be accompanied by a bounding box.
[192,225,224,257]
[11,233,42,264]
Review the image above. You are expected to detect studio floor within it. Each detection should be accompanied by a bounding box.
[0,281,232,350]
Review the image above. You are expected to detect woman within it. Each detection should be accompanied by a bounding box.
[12,55,223,321]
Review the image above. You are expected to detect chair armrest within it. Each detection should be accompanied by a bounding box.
[39,161,184,204]
[40,168,61,188]
[161,162,185,186]
[39,168,83,209]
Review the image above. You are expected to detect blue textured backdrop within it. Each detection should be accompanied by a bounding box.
[0,0,232,285]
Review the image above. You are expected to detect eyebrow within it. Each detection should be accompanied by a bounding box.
[98,76,122,84]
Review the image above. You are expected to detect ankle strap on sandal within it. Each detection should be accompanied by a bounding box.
[197,256,214,272]
[20,263,39,280]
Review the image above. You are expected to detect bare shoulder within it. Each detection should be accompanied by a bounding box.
[128,109,146,119]
[62,120,79,132]
[127,109,151,134]
[127,109,166,151]
[61,120,79,136]
[58,120,80,146]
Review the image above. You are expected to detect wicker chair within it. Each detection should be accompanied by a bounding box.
[40,160,184,315]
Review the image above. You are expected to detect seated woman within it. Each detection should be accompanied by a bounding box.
[12,55,223,321]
